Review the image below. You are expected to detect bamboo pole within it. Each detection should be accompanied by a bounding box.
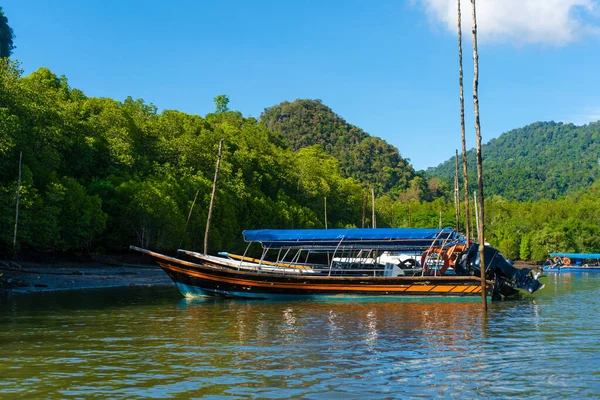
[324,196,328,229]
[454,149,460,231]
[179,187,200,248]
[204,139,224,255]
[185,190,199,229]
[471,0,486,310]
[362,191,367,228]
[458,0,470,244]
[371,186,376,228]
[13,151,22,260]
[473,191,479,239]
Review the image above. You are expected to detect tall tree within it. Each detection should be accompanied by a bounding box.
[471,0,486,309]
[213,94,229,114]
[0,7,15,58]
[457,0,470,242]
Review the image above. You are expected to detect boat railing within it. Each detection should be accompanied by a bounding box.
[420,229,460,276]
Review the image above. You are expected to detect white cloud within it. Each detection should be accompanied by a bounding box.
[570,107,600,124]
[414,0,600,45]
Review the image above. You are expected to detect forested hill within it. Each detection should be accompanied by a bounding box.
[428,121,600,201]
[260,99,417,195]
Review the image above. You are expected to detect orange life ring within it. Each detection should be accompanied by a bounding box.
[562,257,571,266]
[421,248,450,275]
[445,244,467,266]
[553,256,561,264]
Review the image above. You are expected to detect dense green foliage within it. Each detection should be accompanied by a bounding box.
[373,183,600,262]
[0,62,370,256]
[483,185,600,261]
[0,7,15,58]
[1,62,598,261]
[260,99,425,197]
[429,121,600,201]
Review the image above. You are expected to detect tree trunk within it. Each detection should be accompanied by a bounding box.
[204,139,224,255]
[471,0,486,310]
[458,0,470,243]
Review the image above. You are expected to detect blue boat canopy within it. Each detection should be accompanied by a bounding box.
[549,253,600,259]
[242,228,459,249]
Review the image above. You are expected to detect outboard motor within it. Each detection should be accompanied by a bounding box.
[456,243,544,299]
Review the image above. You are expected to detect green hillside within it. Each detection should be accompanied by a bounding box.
[428,121,600,201]
[260,99,418,196]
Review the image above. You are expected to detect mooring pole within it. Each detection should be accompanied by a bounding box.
[457,0,470,245]
[180,188,200,248]
[324,196,328,229]
[362,191,367,228]
[204,139,224,255]
[473,191,479,239]
[13,151,22,260]
[371,186,376,228]
[471,0,487,310]
[454,149,460,232]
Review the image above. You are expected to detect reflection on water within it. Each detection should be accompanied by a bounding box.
[1,275,600,398]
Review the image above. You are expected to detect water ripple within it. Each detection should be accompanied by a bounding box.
[1,277,600,398]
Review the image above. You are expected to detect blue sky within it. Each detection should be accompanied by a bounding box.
[4,0,600,170]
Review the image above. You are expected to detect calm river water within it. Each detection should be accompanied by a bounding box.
[1,273,599,399]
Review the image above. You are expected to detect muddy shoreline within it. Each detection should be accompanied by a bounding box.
[0,258,174,293]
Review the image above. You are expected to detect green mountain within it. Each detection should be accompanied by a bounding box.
[428,121,600,201]
[260,99,417,196]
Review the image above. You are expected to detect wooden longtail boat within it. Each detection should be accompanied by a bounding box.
[131,228,545,300]
[543,253,600,273]
[132,246,492,299]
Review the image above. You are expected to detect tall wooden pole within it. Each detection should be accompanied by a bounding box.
[179,188,200,248]
[454,149,460,231]
[362,191,367,228]
[371,186,376,228]
[324,196,328,229]
[13,151,22,260]
[204,139,224,255]
[473,191,479,239]
[471,0,486,309]
[439,210,442,229]
[185,190,200,229]
[458,0,470,244]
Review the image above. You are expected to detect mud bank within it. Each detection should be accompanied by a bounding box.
[0,260,173,293]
